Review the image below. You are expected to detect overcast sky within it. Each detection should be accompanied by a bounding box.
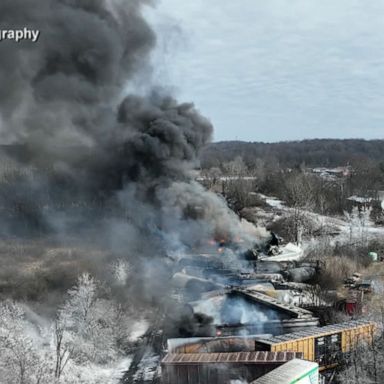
[146,0,384,142]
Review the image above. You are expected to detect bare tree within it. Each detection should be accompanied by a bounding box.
[0,301,50,384]
[53,320,72,380]
[57,273,121,365]
[284,173,316,244]
[223,156,248,176]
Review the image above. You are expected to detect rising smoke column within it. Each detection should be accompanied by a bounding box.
[0,0,248,303]
[0,0,154,145]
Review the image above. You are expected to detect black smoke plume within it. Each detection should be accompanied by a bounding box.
[0,0,247,307]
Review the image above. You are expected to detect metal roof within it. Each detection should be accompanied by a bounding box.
[167,335,277,354]
[162,351,303,365]
[236,289,314,319]
[252,359,318,384]
[256,320,375,345]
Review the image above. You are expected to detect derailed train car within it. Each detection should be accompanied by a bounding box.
[162,320,375,383]
[161,351,303,384]
[168,335,262,354]
[254,319,375,370]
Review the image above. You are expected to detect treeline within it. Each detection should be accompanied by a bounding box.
[200,155,384,222]
[201,139,384,169]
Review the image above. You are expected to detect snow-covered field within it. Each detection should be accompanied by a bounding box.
[260,193,384,250]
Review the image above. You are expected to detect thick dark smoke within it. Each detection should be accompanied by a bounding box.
[0,0,248,307]
[0,0,155,144]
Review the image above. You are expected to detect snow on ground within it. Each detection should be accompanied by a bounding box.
[259,242,304,262]
[133,352,160,382]
[265,197,285,209]
[129,319,149,341]
[260,193,384,251]
[258,193,285,209]
[300,208,384,252]
[65,357,133,384]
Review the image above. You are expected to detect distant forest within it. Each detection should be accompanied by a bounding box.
[200,139,384,169]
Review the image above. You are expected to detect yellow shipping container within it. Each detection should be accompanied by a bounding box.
[254,320,375,370]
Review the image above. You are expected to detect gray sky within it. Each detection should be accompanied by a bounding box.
[146,0,384,142]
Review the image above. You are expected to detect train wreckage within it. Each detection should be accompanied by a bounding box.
[126,232,377,384]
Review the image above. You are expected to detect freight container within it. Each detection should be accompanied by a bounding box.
[254,320,375,370]
[161,351,303,384]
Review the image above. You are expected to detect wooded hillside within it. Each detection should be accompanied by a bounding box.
[201,139,384,169]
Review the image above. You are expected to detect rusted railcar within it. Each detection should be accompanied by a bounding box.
[254,319,375,370]
[161,351,303,384]
[169,336,260,354]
